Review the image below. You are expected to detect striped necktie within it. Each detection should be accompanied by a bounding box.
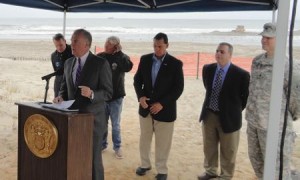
[75,58,81,86]
[209,68,224,111]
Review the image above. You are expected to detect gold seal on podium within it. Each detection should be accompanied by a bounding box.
[24,114,58,158]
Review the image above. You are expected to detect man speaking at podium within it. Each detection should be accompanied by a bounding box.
[53,29,113,180]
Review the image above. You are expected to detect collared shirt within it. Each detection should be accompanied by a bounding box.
[212,62,231,88]
[151,53,166,86]
[72,51,89,84]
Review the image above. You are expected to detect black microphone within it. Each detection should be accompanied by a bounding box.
[41,72,57,80]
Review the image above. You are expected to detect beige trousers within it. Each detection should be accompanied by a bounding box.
[202,111,240,180]
[139,115,174,174]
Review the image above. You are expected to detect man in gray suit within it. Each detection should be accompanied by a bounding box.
[54,29,113,180]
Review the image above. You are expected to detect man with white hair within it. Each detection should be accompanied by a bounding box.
[246,23,300,179]
[54,29,113,180]
[97,36,133,159]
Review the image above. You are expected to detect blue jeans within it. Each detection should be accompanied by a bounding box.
[102,97,123,151]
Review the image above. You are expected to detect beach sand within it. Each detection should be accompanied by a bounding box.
[0,40,299,180]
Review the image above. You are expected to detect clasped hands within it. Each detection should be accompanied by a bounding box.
[139,96,163,114]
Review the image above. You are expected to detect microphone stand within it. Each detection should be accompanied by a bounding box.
[43,78,51,104]
[40,72,57,104]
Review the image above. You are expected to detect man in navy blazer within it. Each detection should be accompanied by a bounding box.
[198,42,250,180]
[134,32,184,180]
[54,29,113,180]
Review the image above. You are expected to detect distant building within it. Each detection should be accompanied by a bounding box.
[232,25,245,32]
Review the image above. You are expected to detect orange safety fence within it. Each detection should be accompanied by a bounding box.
[94,46,252,78]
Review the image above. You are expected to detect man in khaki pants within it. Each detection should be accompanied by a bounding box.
[198,42,250,180]
[133,32,184,180]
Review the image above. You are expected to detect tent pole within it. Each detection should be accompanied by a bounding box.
[263,0,291,179]
[63,10,66,36]
[272,7,276,22]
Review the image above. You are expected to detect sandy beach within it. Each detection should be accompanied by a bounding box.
[0,40,299,180]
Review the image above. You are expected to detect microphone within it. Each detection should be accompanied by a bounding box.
[41,72,58,80]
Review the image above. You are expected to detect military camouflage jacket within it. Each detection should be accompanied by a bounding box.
[245,53,300,131]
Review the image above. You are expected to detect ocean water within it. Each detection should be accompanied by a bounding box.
[0,18,299,46]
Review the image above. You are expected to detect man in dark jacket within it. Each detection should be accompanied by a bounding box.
[51,33,73,97]
[133,32,184,180]
[198,42,250,180]
[97,36,133,159]
[54,29,113,180]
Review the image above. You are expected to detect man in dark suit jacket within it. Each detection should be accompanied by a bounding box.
[51,33,73,97]
[133,32,184,180]
[198,42,250,180]
[54,29,113,180]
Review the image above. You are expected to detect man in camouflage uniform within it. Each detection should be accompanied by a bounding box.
[246,23,300,180]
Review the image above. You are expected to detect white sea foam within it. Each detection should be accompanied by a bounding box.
[0,18,299,46]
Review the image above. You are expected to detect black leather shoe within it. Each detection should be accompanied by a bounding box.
[135,167,151,176]
[155,173,168,180]
[197,172,218,180]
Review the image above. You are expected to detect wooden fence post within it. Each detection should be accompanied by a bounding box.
[196,52,200,79]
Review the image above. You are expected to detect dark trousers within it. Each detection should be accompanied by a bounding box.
[54,75,63,97]
[92,110,107,180]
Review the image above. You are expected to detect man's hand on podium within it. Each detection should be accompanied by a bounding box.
[53,96,64,104]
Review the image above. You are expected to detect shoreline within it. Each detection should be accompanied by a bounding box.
[0,39,299,56]
[0,39,264,59]
[1,30,299,49]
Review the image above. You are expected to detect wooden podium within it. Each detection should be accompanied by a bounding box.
[16,102,94,180]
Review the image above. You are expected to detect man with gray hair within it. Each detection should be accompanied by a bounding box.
[246,22,300,179]
[54,29,113,180]
[97,36,133,159]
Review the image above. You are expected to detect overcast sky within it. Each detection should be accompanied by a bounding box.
[0,3,299,20]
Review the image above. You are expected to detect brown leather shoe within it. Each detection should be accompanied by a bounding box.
[197,172,218,180]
